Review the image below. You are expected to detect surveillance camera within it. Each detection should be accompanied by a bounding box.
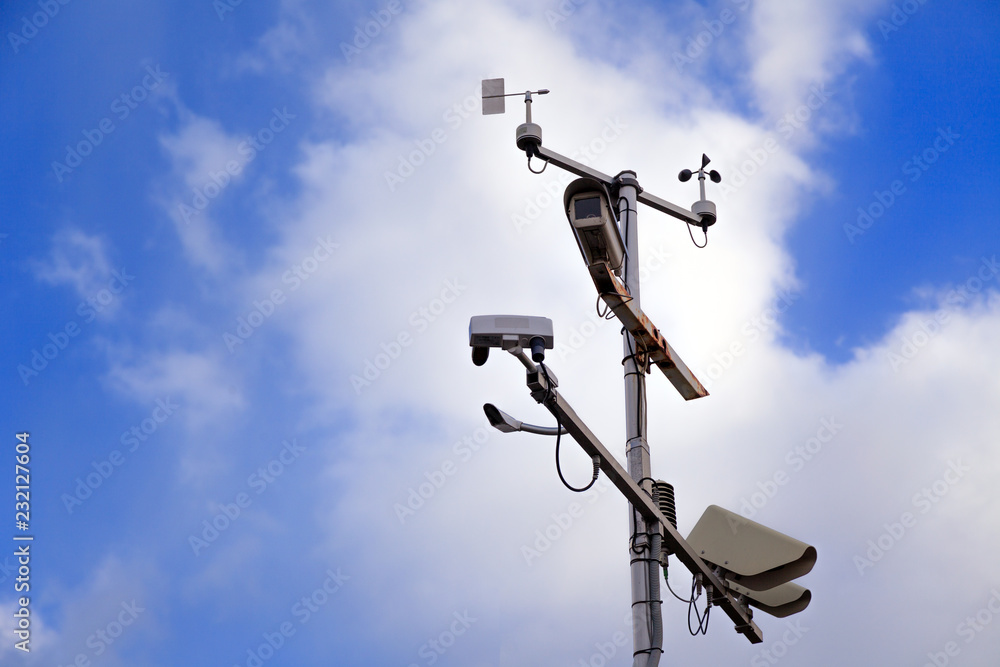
[529,335,547,362]
[469,315,554,363]
[471,346,490,366]
[686,505,816,593]
[564,178,625,276]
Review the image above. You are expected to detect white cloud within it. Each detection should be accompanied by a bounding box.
[105,349,245,430]
[0,598,54,660]
[159,114,247,192]
[745,0,884,128]
[31,228,114,303]
[156,102,252,272]
[0,555,159,666]
[141,0,1000,663]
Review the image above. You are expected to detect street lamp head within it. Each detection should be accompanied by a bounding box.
[483,403,522,433]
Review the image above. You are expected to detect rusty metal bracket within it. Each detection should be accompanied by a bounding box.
[587,262,708,400]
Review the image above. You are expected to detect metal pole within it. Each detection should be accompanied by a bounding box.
[618,172,660,667]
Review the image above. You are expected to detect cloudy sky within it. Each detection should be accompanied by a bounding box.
[3,0,1000,665]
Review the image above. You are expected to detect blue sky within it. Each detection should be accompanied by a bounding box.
[780,1,1000,360]
[3,1,1000,665]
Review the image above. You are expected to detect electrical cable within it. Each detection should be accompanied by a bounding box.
[539,362,599,493]
[628,505,645,554]
[686,576,712,636]
[527,154,548,174]
[628,477,655,554]
[616,195,636,285]
[554,427,599,493]
[595,294,617,320]
[648,530,664,658]
[687,222,709,248]
[664,569,695,603]
[604,291,633,308]
[622,326,651,376]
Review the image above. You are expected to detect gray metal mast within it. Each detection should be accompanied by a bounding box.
[618,174,661,666]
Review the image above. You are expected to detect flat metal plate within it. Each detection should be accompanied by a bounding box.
[482,78,505,115]
[687,505,816,591]
[587,262,708,399]
[729,581,811,618]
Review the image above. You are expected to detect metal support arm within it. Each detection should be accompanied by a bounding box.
[532,145,703,226]
[519,357,763,644]
[534,145,616,185]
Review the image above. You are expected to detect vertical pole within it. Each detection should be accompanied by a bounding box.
[618,172,660,667]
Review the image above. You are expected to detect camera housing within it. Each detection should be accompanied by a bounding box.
[469,315,554,366]
[564,177,625,276]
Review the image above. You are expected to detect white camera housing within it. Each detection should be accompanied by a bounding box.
[469,315,554,350]
[564,178,625,276]
[686,505,816,593]
[469,315,554,366]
